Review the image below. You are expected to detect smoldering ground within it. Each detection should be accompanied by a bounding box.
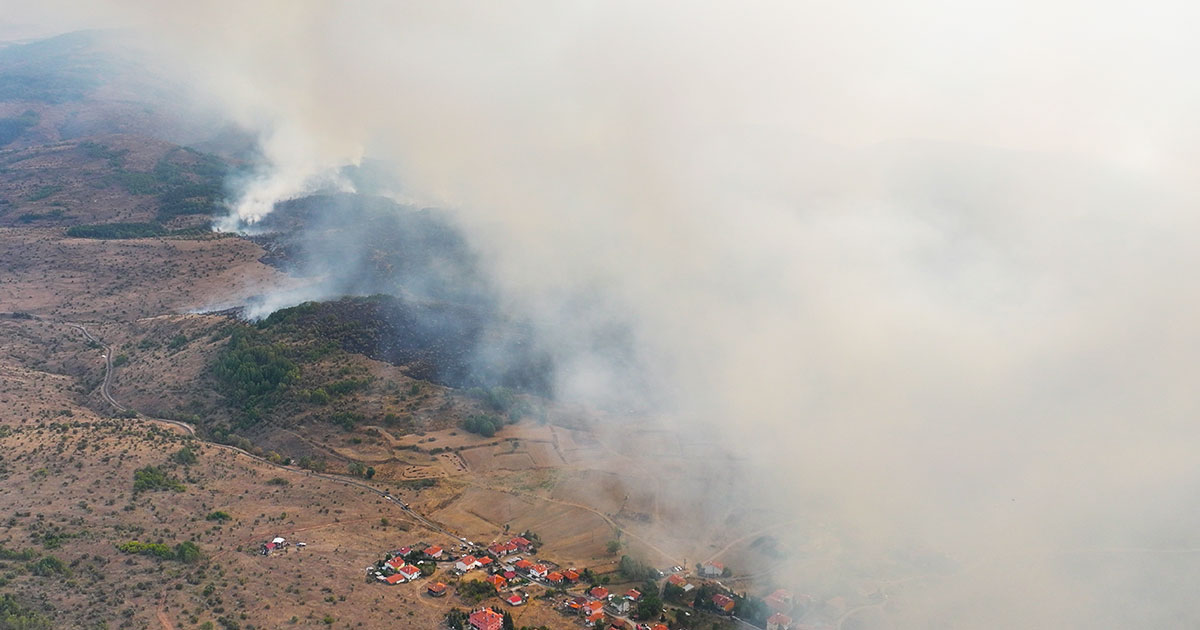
[13,1,1200,627]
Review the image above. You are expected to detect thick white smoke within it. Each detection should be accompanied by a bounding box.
[13,1,1200,627]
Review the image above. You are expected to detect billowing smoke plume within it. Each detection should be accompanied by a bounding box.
[17,1,1200,627]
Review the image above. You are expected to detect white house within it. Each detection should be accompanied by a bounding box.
[456,555,480,572]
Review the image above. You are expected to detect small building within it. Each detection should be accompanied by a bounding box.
[486,574,508,592]
[700,561,725,577]
[765,589,794,613]
[563,568,580,582]
[589,586,609,600]
[513,559,533,571]
[456,555,480,572]
[425,545,444,559]
[505,593,525,606]
[385,556,406,571]
[385,573,406,585]
[530,564,549,579]
[488,543,508,557]
[712,594,735,614]
[585,611,605,627]
[510,536,533,552]
[547,571,563,584]
[667,574,688,588]
[395,546,413,556]
[611,598,630,614]
[503,570,517,580]
[477,556,494,568]
[766,613,792,630]
[651,625,669,630]
[399,565,422,580]
[427,582,448,597]
[625,589,642,601]
[502,541,519,554]
[469,608,504,630]
[584,601,605,616]
[567,596,587,612]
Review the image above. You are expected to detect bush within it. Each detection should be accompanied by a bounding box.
[206,511,232,522]
[27,555,69,577]
[172,446,199,465]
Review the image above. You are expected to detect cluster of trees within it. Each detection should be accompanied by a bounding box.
[467,386,532,420]
[347,462,375,478]
[462,414,501,437]
[65,222,210,239]
[633,580,665,621]
[116,540,202,564]
[0,109,38,147]
[618,554,659,581]
[0,593,51,629]
[0,544,67,578]
[132,466,184,492]
[455,580,498,603]
[213,329,299,417]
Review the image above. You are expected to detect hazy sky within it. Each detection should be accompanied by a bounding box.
[9,2,1200,627]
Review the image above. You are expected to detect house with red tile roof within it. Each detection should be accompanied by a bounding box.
[456,555,480,572]
[546,571,563,584]
[712,594,735,613]
[584,601,605,615]
[666,574,689,588]
[567,596,587,612]
[585,611,605,626]
[530,564,549,579]
[651,625,669,630]
[502,541,519,554]
[505,593,524,606]
[513,559,533,571]
[766,613,792,630]
[477,556,494,567]
[509,536,533,551]
[624,589,642,601]
[399,565,422,580]
[765,589,793,612]
[563,568,580,582]
[589,586,609,600]
[427,582,448,597]
[384,556,406,571]
[485,574,507,591]
[425,545,444,559]
[700,561,725,577]
[503,570,517,580]
[469,608,504,630]
[385,573,406,585]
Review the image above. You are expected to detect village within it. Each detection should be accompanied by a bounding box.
[255,527,818,630]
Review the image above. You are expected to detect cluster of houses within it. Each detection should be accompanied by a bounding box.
[560,585,648,627]
[371,551,425,584]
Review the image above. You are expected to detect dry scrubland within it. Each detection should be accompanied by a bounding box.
[0,141,820,629]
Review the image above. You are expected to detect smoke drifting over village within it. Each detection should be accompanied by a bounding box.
[16,1,1200,627]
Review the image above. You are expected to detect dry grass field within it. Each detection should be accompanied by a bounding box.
[0,140,833,630]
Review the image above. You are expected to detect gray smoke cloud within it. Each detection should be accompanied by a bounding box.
[13,1,1200,627]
